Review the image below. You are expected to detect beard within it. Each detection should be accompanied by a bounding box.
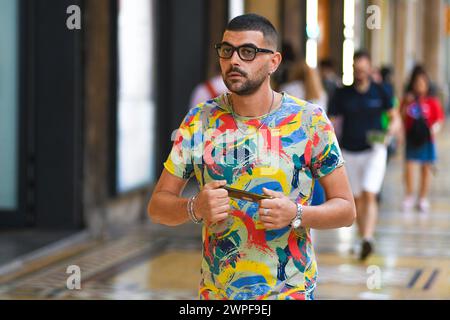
[223,66,268,96]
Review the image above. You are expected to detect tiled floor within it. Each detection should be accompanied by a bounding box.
[0,229,78,266]
[1,125,449,300]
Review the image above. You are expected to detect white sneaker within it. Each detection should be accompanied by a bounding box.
[350,241,361,256]
[418,198,430,213]
[402,195,415,212]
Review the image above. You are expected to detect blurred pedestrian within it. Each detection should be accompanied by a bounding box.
[280,60,328,110]
[328,50,402,261]
[319,59,341,101]
[371,67,383,84]
[380,66,396,103]
[188,65,228,109]
[271,41,296,89]
[405,65,439,98]
[400,67,445,213]
[320,59,343,140]
[380,66,401,156]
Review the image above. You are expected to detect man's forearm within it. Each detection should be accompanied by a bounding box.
[148,191,190,226]
[301,197,355,229]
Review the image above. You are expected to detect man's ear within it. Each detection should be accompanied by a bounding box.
[270,52,283,74]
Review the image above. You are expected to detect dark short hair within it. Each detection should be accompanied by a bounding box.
[406,64,430,94]
[353,50,371,62]
[226,14,279,49]
[380,66,393,82]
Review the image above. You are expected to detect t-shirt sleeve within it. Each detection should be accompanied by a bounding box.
[430,97,445,124]
[163,108,198,180]
[308,106,345,179]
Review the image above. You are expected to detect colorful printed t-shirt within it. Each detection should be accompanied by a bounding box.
[164,92,344,300]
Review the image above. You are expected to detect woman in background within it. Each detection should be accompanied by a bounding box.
[401,66,445,213]
[280,60,328,110]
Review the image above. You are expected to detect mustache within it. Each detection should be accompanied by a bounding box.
[227,67,247,77]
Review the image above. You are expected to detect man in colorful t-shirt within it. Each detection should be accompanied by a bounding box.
[148,14,356,300]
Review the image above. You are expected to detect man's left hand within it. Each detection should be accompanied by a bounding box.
[258,188,297,230]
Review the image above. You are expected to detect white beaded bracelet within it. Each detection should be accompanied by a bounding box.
[187,194,202,224]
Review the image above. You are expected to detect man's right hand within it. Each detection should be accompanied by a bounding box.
[194,180,230,224]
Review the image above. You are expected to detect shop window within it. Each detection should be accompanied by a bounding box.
[0,0,19,209]
[115,0,156,193]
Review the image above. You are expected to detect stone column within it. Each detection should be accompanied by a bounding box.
[318,0,331,61]
[282,0,304,57]
[422,0,445,86]
[393,0,407,98]
[206,1,228,79]
[246,0,281,32]
[84,0,112,239]
[367,0,383,68]
[83,0,153,238]
[329,0,344,75]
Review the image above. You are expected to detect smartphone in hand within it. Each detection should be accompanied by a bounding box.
[222,186,273,203]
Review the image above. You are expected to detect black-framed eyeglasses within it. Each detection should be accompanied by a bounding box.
[214,42,274,61]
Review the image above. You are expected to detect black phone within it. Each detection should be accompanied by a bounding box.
[222,186,273,202]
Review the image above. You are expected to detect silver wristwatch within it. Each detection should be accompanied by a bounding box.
[290,203,303,229]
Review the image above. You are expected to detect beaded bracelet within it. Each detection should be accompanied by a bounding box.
[187,194,202,224]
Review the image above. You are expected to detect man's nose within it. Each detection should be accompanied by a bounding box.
[229,49,242,65]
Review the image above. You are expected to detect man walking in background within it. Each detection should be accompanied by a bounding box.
[328,50,402,261]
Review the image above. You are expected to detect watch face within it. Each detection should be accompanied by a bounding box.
[292,219,301,228]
